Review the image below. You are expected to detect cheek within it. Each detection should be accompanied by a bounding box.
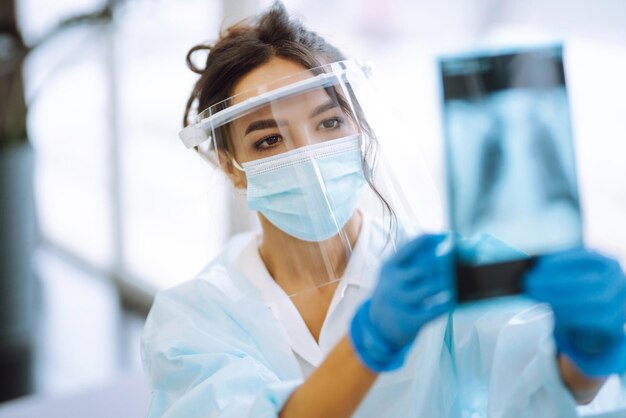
[228,139,246,162]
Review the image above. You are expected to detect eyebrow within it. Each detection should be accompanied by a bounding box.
[309,100,340,118]
[245,119,283,135]
[244,100,341,136]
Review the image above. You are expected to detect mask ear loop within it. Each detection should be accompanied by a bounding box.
[225,150,245,172]
[224,150,246,200]
[223,149,247,197]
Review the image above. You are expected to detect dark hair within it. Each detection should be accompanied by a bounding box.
[183,2,345,128]
[183,1,398,243]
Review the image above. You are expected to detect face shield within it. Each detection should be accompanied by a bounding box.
[180,60,438,302]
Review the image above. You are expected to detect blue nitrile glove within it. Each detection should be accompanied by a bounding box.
[350,234,455,372]
[524,248,626,377]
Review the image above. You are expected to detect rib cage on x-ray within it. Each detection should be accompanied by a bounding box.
[441,45,583,259]
[530,114,578,207]
[469,110,579,228]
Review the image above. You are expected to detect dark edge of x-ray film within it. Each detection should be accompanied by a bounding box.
[440,45,566,101]
[455,257,537,303]
[438,44,583,303]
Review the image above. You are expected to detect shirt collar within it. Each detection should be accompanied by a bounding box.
[239,212,377,300]
[233,214,379,366]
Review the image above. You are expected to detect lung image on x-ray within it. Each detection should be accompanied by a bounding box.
[439,45,582,301]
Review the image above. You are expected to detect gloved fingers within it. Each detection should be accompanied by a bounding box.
[396,258,452,290]
[368,286,454,348]
[379,259,447,289]
[373,309,422,347]
[390,233,451,269]
[557,331,626,377]
[410,294,454,324]
[538,292,626,337]
[367,233,455,351]
[534,250,626,377]
[533,280,626,309]
[529,248,623,282]
[369,301,449,348]
[555,328,626,357]
[526,282,626,314]
[384,292,452,326]
[379,266,453,306]
[524,248,626,302]
[403,280,454,310]
[420,290,454,311]
[555,307,626,334]
[548,287,626,315]
[377,235,453,302]
[396,240,452,281]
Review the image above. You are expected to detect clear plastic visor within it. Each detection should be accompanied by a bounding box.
[180,60,436,303]
[184,61,368,167]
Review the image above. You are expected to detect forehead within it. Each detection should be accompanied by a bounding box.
[231,88,338,133]
[232,57,311,99]
[229,58,340,132]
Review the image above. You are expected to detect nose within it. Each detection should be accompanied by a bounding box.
[286,125,317,150]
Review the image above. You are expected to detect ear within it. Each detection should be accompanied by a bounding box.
[217,149,247,189]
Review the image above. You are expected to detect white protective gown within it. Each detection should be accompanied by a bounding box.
[141,216,625,417]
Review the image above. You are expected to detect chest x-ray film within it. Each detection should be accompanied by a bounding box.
[439,44,583,302]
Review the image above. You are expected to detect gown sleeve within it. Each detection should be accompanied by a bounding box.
[449,299,574,417]
[451,234,625,417]
[458,299,625,418]
[140,279,303,418]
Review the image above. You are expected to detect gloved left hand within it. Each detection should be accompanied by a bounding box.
[524,248,626,377]
[350,234,455,372]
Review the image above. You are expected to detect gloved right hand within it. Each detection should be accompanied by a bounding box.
[350,234,455,372]
[524,248,626,377]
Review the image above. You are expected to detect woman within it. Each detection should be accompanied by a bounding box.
[141,3,626,417]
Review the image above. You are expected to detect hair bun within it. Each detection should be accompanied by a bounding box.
[186,44,212,74]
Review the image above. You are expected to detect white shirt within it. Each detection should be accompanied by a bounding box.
[234,212,379,376]
[142,215,625,417]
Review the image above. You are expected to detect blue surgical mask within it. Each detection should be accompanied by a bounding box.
[241,135,366,242]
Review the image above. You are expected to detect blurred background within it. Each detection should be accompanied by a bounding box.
[0,0,625,416]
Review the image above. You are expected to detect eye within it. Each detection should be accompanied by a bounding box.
[317,117,344,130]
[254,134,282,150]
